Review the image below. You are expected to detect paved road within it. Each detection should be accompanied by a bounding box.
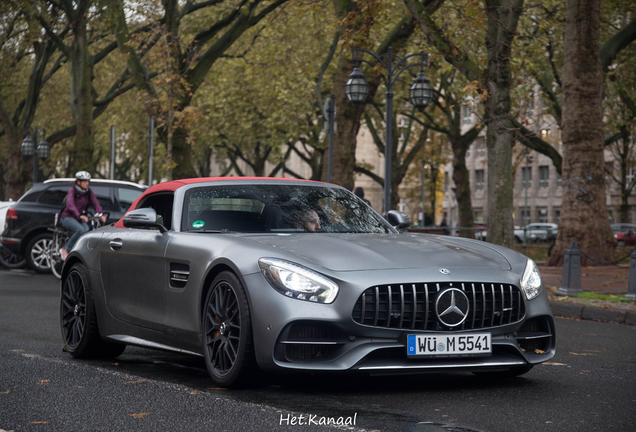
[1,269,635,432]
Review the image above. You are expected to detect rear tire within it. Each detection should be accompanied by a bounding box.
[0,245,26,269]
[60,263,125,358]
[26,233,53,273]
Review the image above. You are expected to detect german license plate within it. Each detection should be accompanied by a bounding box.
[407,333,492,356]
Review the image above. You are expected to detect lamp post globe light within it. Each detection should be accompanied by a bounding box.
[345,46,433,213]
[21,126,50,184]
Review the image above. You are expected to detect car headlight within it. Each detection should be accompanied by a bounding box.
[520,259,542,300]
[259,258,339,304]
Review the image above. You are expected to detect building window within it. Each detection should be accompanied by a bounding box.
[556,172,562,187]
[475,170,485,190]
[444,172,448,191]
[462,105,471,125]
[522,166,532,189]
[539,166,549,188]
[605,161,614,184]
[521,208,531,225]
[555,208,560,223]
[541,129,552,139]
[474,209,484,223]
[476,137,486,157]
[538,208,548,223]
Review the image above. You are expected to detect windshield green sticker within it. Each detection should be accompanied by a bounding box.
[192,220,205,229]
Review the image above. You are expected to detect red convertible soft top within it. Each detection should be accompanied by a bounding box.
[113,177,323,228]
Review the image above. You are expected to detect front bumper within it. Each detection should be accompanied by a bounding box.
[244,267,556,374]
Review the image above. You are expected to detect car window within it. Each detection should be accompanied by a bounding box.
[88,185,116,212]
[137,192,174,230]
[182,185,391,234]
[20,189,42,202]
[37,185,70,206]
[117,187,143,212]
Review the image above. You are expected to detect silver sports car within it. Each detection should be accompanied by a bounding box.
[60,178,555,387]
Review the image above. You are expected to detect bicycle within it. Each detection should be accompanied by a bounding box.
[49,212,108,279]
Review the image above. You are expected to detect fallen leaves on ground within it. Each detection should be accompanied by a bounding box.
[570,352,596,356]
[39,380,50,385]
[29,421,50,424]
[190,390,203,395]
[128,413,152,419]
[123,379,150,384]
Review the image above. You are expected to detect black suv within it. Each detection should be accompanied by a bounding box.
[1,179,145,273]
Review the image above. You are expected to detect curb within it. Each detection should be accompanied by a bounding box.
[549,300,636,325]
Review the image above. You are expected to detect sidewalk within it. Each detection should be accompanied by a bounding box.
[537,264,636,325]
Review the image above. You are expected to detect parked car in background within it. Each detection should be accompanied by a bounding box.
[0,200,26,269]
[0,179,145,273]
[514,223,558,243]
[611,223,636,247]
[454,223,487,241]
[59,177,555,387]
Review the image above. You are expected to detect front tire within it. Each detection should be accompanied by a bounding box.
[60,263,125,358]
[26,233,53,273]
[202,271,256,387]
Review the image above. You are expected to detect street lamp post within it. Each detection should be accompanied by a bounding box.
[344,46,433,214]
[21,126,50,185]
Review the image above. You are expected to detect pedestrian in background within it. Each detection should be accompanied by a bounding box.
[354,187,371,207]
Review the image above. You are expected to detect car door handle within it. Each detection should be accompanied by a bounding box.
[109,239,123,251]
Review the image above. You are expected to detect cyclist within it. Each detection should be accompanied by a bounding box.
[59,171,107,260]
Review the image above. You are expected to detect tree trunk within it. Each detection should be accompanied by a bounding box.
[482,0,523,249]
[451,142,475,238]
[69,13,94,173]
[165,125,197,180]
[548,0,615,266]
[4,130,30,200]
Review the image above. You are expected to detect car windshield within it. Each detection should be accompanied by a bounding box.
[182,184,391,234]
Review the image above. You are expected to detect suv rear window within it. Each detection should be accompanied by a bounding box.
[90,185,116,211]
[37,185,69,206]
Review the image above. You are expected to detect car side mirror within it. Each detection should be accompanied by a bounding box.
[386,210,412,231]
[123,208,167,233]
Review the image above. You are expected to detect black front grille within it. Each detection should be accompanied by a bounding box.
[352,282,525,331]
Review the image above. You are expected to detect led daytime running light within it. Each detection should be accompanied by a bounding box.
[259,258,339,304]
[520,259,542,300]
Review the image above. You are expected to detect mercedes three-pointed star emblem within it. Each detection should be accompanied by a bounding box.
[435,288,470,327]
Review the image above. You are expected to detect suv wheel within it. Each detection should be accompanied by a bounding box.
[26,233,53,273]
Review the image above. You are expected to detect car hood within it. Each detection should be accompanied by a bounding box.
[243,233,512,272]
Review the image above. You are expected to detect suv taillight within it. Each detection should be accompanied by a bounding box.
[6,208,17,220]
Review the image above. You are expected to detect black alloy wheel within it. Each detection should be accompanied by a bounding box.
[0,245,25,269]
[203,271,256,387]
[60,263,125,358]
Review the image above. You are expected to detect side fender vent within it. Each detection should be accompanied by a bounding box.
[170,263,190,288]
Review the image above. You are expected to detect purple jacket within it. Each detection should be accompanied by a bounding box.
[60,187,103,220]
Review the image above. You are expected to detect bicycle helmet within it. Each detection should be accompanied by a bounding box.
[75,171,91,181]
